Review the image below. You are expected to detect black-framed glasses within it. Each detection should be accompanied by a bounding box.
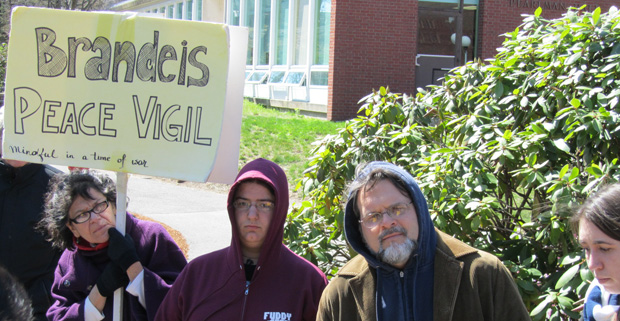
[359,201,413,229]
[68,200,109,224]
[233,199,275,213]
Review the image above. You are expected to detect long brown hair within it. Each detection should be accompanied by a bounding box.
[570,183,620,241]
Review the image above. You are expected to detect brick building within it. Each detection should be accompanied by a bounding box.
[112,0,618,120]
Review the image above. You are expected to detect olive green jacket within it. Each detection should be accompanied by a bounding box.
[317,229,531,321]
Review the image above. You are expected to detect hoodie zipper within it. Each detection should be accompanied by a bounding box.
[240,261,261,320]
[240,280,250,321]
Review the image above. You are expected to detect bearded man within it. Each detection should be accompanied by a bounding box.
[316,161,530,321]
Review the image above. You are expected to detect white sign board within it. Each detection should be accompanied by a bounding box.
[2,7,247,183]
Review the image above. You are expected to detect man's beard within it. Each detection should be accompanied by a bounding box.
[366,226,417,267]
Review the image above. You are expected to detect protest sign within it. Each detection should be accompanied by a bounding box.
[2,7,246,183]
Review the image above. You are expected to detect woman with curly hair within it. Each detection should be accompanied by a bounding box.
[572,183,620,321]
[39,171,187,321]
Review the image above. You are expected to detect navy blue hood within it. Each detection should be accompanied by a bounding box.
[344,161,437,320]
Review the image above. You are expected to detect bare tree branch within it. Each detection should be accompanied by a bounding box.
[1,0,118,43]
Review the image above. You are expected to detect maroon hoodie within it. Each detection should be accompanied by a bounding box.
[155,158,327,321]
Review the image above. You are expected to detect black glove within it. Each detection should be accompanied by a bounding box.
[96,263,129,297]
[107,228,140,271]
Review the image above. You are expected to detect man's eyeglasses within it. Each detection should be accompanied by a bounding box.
[68,200,109,224]
[233,200,275,213]
[359,201,413,229]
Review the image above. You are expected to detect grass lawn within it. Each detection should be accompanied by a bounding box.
[239,100,345,191]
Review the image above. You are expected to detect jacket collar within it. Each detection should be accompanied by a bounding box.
[337,255,377,320]
[432,229,477,320]
[337,229,478,321]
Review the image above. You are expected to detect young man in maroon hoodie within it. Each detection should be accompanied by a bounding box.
[156,158,327,321]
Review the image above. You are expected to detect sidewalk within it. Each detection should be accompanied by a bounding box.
[125,174,231,261]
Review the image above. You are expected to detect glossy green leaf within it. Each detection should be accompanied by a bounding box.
[555,264,580,289]
[505,57,518,68]
[553,139,571,153]
[559,164,570,179]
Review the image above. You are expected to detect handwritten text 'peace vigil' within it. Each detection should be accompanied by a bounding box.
[11,87,213,146]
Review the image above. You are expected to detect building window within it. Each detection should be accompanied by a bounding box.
[176,2,184,19]
[257,0,271,65]
[294,0,309,65]
[274,0,289,65]
[247,71,268,83]
[187,0,193,20]
[314,0,330,65]
[285,71,305,85]
[269,71,286,83]
[417,2,477,59]
[310,70,328,86]
[244,0,256,65]
[167,5,174,18]
[196,0,202,20]
[231,0,241,25]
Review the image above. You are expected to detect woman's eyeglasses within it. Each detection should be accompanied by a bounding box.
[69,200,109,224]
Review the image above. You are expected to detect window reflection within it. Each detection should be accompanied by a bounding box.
[269,71,286,83]
[196,0,202,20]
[248,71,268,83]
[245,0,255,65]
[314,0,330,65]
[176,2,183,19]
[258,0,271,65]
[294,0,309,65]
[187,0,193,20]
[231,0,240,25]
[310,71,328,86]
[275,0,289,65]
[417,3,476,59]
[285,72,305,85]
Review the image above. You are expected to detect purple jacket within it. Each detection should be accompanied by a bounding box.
[47,213,187,321]
[155,158,327,321]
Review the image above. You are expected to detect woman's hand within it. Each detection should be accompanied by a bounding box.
[107,228,140,271]
[95,262,129,298]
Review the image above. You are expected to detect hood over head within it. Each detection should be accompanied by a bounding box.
[344,161,436,270]
[227,158,289,266]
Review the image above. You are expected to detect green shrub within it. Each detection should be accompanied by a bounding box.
[285,6,620,320]
[0,42,6,93]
